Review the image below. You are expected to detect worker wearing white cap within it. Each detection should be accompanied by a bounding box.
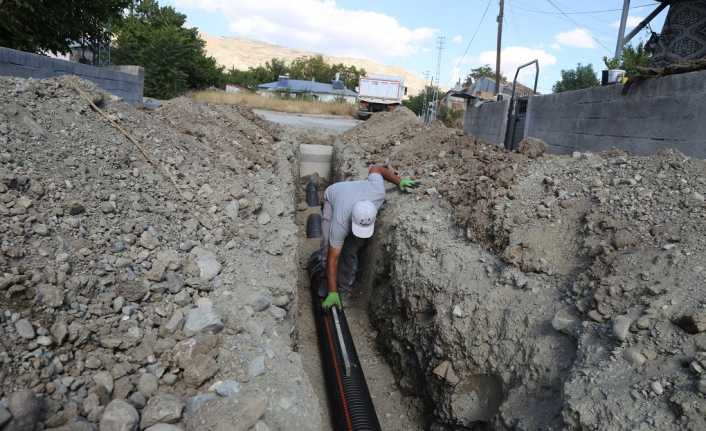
[320,165,418,310]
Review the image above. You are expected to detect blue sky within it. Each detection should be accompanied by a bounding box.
[164,0,667,93]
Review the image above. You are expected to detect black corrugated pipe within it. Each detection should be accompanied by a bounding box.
[307,214,322,238]
[308,251,382,431]
[306,179,319,207]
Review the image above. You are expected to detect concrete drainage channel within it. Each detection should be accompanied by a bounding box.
[294,143,425,431]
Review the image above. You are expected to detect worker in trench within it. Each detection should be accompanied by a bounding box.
[318,165,419,310]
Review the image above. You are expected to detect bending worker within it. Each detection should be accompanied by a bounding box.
[321,165,418,310]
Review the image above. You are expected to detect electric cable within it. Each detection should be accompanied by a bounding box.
[543,0,614,52]
[510,1,659,15]
[454,0,493,71]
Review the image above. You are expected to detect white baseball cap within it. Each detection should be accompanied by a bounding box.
[351,200,377,239]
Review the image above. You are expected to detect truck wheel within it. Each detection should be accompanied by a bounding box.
[357,110,371,120]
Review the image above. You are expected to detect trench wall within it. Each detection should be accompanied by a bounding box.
[463,99,509,146]
[0,47,144,104]
[464,69,706,158]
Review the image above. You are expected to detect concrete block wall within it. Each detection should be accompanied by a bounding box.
[463,99,509,146]
[524,70,706,158]
[0,47,144,104]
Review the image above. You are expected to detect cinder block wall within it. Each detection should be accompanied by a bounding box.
[0,47,144,104]
[524,70,706,158]
[463,99,509,146]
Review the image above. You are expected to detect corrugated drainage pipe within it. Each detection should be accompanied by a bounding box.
[308,252,382,431]
[306,180,319,207]
[307,214,322,238]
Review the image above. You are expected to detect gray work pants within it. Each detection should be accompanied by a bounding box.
[321,198,365,292]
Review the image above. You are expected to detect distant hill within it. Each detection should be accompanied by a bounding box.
[200,33,427,96]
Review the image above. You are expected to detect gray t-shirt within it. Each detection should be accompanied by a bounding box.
[324,173,386,248]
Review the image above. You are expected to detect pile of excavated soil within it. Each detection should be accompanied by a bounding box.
[337,110,706,430]
[0,76,320,431]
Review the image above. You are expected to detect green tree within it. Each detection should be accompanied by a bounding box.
[112,0,223,99]
[604,42,651,77]
[0,0,130,55]
[403,86,438,115]
[464,64,506,87]
[552,63,600,93]
[222,55,365,91]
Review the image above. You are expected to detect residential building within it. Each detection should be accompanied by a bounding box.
[257,75,358,104]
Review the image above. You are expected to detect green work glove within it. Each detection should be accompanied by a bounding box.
[399,177,420,193]
[322,292,342,310]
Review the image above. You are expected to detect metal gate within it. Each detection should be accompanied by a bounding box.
[505,97,528,151]
[503,60,539,151]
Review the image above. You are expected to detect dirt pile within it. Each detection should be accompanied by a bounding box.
[337,111,706,430]
[0,76,320,430]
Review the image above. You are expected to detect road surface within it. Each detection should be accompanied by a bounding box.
[254,109,360,134]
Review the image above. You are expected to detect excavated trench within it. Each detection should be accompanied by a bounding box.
[293,141,425,431]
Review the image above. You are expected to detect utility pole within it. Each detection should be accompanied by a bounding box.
[614,0,631,59]
[495,0,504,97]
[421,70,431,120]
[428,36,445,125]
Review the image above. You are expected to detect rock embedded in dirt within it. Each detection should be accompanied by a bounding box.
[183,355,219,388]
[14,318,35,339]
[140,394,184,429]
[190,248,221,281]
[183,303,224,337]
[5,390,46,431]
[612,315,632,341]
[518,137,549,159]
[99,399,139,431]
[145,425,183,431]
[138,373,159,399]
[0,406,11,427]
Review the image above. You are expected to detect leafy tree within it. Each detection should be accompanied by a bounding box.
[464,64,506,87]
[223,55,365,91]
[604,42,651,77]
[552,63,600,93]
[403,86,439,115]
[112,0,224,99]
[0,0,130,55]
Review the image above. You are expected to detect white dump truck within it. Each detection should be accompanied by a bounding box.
[356,75,407,120]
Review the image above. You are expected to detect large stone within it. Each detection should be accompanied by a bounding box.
[140,394,184,429]
[0,406,12,427]
[140,231,160,250]
[191,248,221,281]
[518,137,548,159]
[183,354,219,388]
[145,425,183,431]
[184,394,218,416]
[138,373,159,398]
[5,390,45,431]
[99,399,139,431]
[93,371,115,395]
[14,318,35,339]
[37,284,65,308]
[224,200,239,221]
[183,305,223,337]
[612,315,632,342]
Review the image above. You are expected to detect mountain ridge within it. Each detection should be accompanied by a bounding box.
[200,33,427,95]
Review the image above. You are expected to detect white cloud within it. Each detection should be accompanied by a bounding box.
[451,35,463,45]
[172,0,437,60]
[612,16,644,30]
[555,28,596,49]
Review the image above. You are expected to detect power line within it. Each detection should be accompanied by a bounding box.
[455,0,493,70]
[510,1,659,15]
[543,0,613,52]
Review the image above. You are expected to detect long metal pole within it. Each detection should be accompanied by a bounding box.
[495,0,504,96]
[614,0,631,58]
